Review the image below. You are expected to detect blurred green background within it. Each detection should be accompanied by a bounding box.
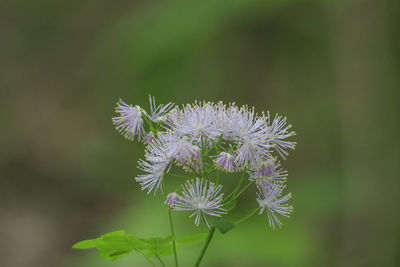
[1,0,399,266]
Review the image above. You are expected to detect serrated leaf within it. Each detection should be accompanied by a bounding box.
[72,230,146,261]
[177,232,208,244]
[209,218,235,234]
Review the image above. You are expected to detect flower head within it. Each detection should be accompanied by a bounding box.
[214,152,235,172]
[166,102,220,145]
[136,133,172,194]
[265,112,296,159]
[149,95,174,123]
[165,192,180,209]
[228,106,272,167]
[175,179,227,227]
[113,99,145,141]
[248,158,287,183]
[256,181,293,229]
[144,132,156,143]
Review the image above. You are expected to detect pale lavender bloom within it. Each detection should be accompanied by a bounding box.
[136,133,172,194]
[148,95,174,123]
[144,132,156,144]
[166,135,198,166]
[265,112,296,159]
[248,158,287,183]
[257,181,293,229]
[136,160,170,194]
[226,106,272,166]
[166,102,220,145]
[113,99,145,141]
[235,135,271,167]
[187,146,203,172]
[175,179,227,227]
[144,132,171,164]
[144,132,192,165]
[214,152,235,172]
[165,192,180,209]
[137,130,204,195]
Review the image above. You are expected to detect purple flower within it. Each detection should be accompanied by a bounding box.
[165,192,180,209]
[248,158,287,183]
[214,152,235,172]
[113,99,145,141]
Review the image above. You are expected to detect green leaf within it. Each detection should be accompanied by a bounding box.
[209,218,235,234]
[141,236,174,257]
[177,232,208,244]
[72,239,102,249]
[72,230,146,261]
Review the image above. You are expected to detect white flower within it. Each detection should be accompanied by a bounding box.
[113,99,145,141]
[136,160,169,194]
[148,95,174,123]
[166,102,220,145]
[221,106,272,167]
[136,133,172,194]
[265,112,296,159]
[137,132,203,194]
[167,135,197,164]
[256,181,293,229]
[175,179,227,227]
[248,158,287,183]
[214,152,235,172]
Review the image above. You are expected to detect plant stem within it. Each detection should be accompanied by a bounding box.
[223,169,246,201]
[234,181,255,200]
[137,250,156,267]
[236,207,261,225]
[194,227,215,267]
[167,173,190,179]
[168,209,179,267]
[156,254,166,267]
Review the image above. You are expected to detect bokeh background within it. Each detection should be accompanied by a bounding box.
[1,0,399,266]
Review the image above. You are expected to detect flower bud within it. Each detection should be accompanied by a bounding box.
[165,192,179,209]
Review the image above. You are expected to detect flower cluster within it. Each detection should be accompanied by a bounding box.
[113,96,296,229]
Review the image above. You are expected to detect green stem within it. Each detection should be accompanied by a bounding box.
[216,169,220,185]
[168,209,179,267]
[194,227,215,267]
[137,250,156,267]
[141,110,154,130]
[205,137,222,155]
[224,169,246,201]
[188,165,203,178]
[156,254,166,267]
[200,136,208,178]
[234,181,255,200]
[235,207,261,225]
[167,173,190,179]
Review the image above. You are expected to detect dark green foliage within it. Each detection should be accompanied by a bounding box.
[209,218,235,234]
